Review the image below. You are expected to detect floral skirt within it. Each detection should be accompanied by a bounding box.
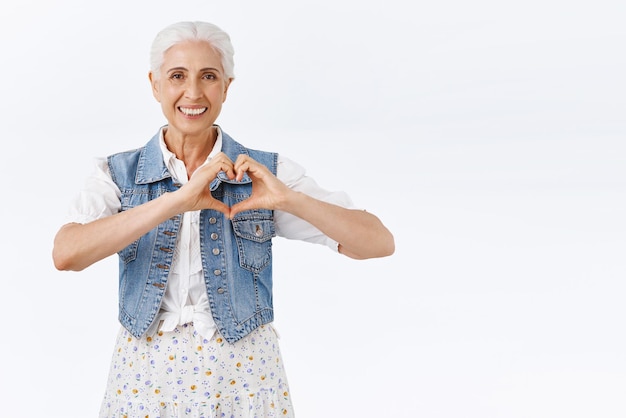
[99,323,294,418]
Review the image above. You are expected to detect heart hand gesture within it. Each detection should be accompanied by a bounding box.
[229,155,292,218]
[179,154,291,219]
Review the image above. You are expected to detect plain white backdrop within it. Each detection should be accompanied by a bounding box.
[1,1,625,417]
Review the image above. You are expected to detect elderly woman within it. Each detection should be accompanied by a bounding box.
[53,21,394,417]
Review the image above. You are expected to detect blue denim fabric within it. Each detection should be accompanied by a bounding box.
[107,127,278,343]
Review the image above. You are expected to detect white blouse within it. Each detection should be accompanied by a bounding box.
[67,127,354,339]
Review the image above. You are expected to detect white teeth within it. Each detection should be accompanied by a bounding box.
[179,107,207,116]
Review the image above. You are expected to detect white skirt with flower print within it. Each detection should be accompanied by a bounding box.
[99,323,294,418]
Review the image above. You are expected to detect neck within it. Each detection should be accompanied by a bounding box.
[164,126,217,177]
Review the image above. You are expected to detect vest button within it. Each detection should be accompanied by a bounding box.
[209,217,217,224]
[214,269,222,276]
[217,287,225,294]
[210,233,218,240]
[212,248,220,255]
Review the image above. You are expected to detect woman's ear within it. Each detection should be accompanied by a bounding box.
[149,71,161,102]
[223,78,233,102]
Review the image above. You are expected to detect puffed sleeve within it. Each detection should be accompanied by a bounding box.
[274,155,356,251]
[66,157,122,224]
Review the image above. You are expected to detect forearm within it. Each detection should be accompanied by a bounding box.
[279,191,395,259]
[53,192,181,271]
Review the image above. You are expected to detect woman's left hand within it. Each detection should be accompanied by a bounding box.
[229,155,394,259]
[229,155,293,218]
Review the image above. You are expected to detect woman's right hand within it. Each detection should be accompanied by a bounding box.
[176,152,235,216]
[53,153,237,272]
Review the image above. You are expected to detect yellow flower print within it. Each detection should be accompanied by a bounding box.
[205,371,212,376]
[236,362,241,368]
[197,345,203,351]
[169,355,175,361]
[283,391,289,397]
[154,389,160,394]
[116,389,122,395]
[216,337,223,343]
[132,388,138,394]
[282,409,288,415]
[230,379,236,385]
[191,385,197,390]
[146,336,152,342]
[248,356,254,360]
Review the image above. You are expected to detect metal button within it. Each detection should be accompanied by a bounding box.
[212,248,220,255]
[214,269,222,276]
[209,217,217,224]
[210,233,218,240]
[217,287,225,294]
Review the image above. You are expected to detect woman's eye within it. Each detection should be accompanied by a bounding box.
[203,73,216,80]
[170,73,184,80]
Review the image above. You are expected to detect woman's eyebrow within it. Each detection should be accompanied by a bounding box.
[166,66,221,73]
[166,66,188,73]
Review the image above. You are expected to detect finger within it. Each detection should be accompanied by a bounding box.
[211,153,236,178]
[235,156,269,181]
[217,155,236,179]
[229,199,256,219]
[191,158,234,181]
[233,155,263,181]
[219,165,236,180]
[210,200,232,217]
[233,156,249,182]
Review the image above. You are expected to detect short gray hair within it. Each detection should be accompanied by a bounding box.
[150,21,235,80]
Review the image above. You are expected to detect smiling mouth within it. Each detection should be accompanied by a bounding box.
[179,107,208,116]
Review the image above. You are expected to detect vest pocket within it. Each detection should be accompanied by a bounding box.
[231,217,275,272]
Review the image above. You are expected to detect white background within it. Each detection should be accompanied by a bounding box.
[1,1,625,417]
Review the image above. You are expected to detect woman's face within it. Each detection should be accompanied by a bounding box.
[149,40,231,139]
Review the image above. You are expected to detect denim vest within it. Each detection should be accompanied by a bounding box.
[107,128,278,343]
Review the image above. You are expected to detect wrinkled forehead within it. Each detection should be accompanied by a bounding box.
[158,40,224,76]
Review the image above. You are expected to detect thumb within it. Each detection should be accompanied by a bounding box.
[228,199,256,219]
[211,201,232,218]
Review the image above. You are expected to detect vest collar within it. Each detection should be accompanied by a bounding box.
[134,126,254,186]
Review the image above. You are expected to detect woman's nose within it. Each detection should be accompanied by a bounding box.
[185,79,202,99]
